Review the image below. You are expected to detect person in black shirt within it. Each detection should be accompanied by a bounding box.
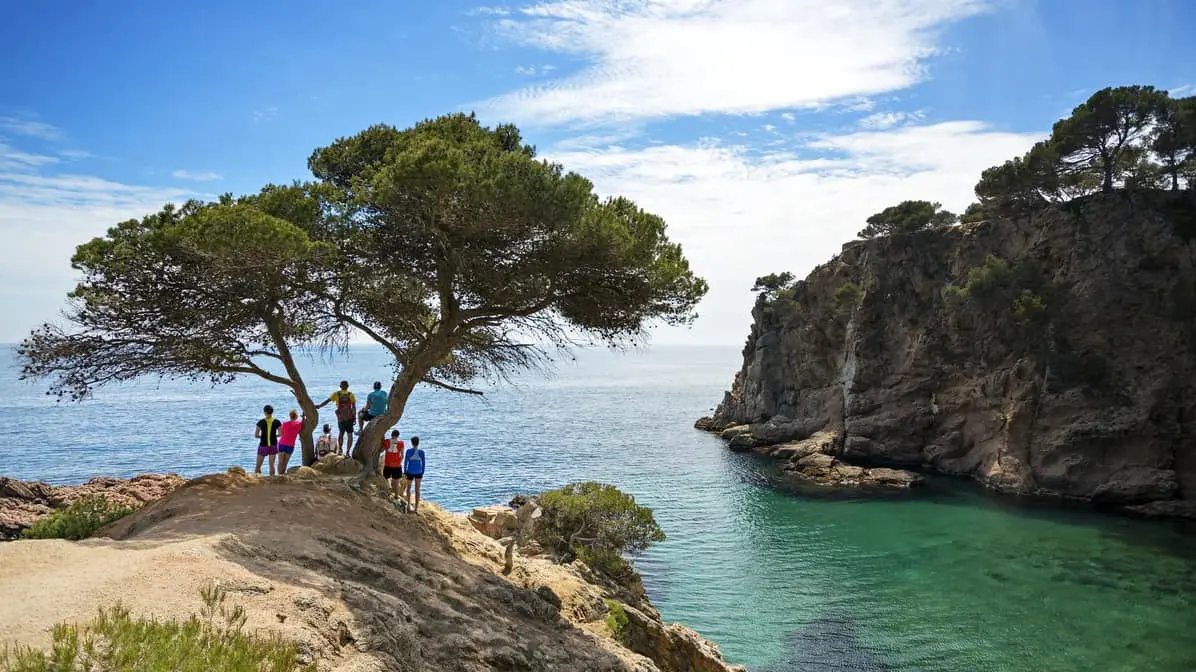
[255,405,282,476]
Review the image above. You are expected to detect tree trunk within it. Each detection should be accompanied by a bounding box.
[354,369,422,474]
[1102,162,1114,192]
[1173,171,1180,191]
[293,390,321,467]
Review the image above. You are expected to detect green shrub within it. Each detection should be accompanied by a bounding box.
[0,585,310,672]
[604,600,630,643]
[834,282,862,308]
[21,496,137,541]
[533,482,665,581]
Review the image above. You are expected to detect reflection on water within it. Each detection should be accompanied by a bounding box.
[3,345,1195,671]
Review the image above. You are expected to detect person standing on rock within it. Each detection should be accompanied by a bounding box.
[316,380,357,457]
[403,436,426,514]
[254,405,282,476]
[379,429,406,500]
[278,409,304,473]
[360,381,388,432]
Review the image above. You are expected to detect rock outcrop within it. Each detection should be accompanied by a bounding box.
[0,473,186,540]
[0,470,742,671]
[703,191,1196,515]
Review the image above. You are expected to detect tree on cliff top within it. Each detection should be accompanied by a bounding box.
[1152,95,1196,191]
[310,113,708,469]
[18,186,337,466]
[856,200,958,239]
[1049,85,1169,193]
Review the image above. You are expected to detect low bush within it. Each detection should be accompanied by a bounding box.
[533,482,665,582]
[834,282,862,308]
[0,585,310,672]
[604,600,630,643]
[21,495,137,541]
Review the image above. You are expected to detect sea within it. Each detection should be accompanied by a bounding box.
[2,344,1195,671]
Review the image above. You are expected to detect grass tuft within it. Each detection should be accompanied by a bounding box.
[0,584,311,672]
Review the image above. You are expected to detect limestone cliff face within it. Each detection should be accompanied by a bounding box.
[710,192,1196,514]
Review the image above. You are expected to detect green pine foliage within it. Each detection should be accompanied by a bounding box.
[533,482,665,581]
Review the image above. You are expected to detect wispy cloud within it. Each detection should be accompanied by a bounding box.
[514,64,557,76]
[545,120,1039,343]
[1170,83,1195,97]
[0,137,198,340]
[858,110,925,129]
[480,0,992,127]
[252,107,279,122]
[58,149,97,160]
[171,169,223,182]
[0,116,62,140]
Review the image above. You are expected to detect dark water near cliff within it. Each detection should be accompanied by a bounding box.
[3,345,1195,671]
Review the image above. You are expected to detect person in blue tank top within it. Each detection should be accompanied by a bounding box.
[359,381,389,432]
[403,436,426,514]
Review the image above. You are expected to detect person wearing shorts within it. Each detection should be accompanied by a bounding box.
[317,380,357,456]
[360,381,388,431]
[403,436,426,514]
[278,409,304,473]
[379,430,406,499]
[254,405,281,476]
[316,424,334,459]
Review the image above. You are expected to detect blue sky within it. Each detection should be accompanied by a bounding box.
[1,0,1193,345]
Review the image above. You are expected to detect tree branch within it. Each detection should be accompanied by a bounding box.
[420,376,484,396]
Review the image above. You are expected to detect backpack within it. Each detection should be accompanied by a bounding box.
[334,391,355,421]
[405,448,425,474]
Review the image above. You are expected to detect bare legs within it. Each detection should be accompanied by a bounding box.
[404,477,422,513]
[278,450,292,474]
[255,452,277,476]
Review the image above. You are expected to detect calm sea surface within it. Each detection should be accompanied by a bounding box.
[2,344,1194,671]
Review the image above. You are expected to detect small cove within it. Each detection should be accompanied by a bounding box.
[3,345,1194,671]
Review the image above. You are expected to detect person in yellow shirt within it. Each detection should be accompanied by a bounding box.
[317,380,357,456]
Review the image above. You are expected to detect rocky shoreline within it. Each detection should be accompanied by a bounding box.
[0,473,186,540]
[695,421,924,489]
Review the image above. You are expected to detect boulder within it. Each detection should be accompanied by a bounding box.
[310,454,362,476]
[616,602,746,672]
[468,505,520,539]
[718,425,751,440]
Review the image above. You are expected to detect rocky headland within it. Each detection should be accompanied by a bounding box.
[0,465,742,672]
[698,191,1196,517]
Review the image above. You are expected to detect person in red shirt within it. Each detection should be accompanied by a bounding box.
[378,429,406,500]
[278,409,304,473]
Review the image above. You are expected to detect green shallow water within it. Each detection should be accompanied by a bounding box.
[640,460,1196,672]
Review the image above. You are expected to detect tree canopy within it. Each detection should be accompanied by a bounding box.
[856,200,958,239]
[20,113,708,469]
[975,85,1195,211]
[532,482,665,581]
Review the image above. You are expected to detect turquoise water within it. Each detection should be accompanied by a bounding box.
[3,345,1194,670]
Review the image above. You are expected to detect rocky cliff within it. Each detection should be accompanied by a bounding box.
[703,191,1196,516]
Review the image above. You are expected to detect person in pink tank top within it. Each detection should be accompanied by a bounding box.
[278,409,304,473]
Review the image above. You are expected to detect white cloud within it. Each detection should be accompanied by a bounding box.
[253,107,279,122]
[0,141,198,341]
[171,169,223,182]
[1170,84,1195,97]
[0,116,62,140]
[858,110,925,129]
[780,112,796,123]
[514,64,557,76]
[481,0,991,126]
[546,121,1041,344]
[58,149,97,160]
